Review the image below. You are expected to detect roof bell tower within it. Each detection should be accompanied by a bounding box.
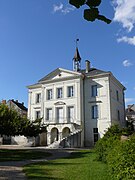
[73,39,81,72]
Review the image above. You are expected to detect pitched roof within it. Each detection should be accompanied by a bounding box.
[73,47,81,61]
[38,68,81,82]
[11,100,28,111]
[80,68,108,76]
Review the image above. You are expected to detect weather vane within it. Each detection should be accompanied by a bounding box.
[76,38,79,48]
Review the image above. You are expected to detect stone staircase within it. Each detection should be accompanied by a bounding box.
[45,129,82,149]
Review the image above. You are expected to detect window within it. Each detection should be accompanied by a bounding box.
[67,86,74,97]
[116,90,119,101]
[92,105,98,119]
[91,85,97,97]
[68,106,74,122]
[47,89,53,100]
[93,128,98,144]
[35,111,41,119]
[57,88,63,99]
[36,93,41,103]
[56,107,63,123]
[117,110,120,121]
[46,108,53,121]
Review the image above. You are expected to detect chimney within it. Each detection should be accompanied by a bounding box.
[22,102,24,106]
[85,60,90,73]
[2,100,6,104]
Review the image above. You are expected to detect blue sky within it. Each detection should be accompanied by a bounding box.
[0,0,135,107]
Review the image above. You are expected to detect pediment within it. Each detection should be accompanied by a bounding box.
[38,68,81,82]
[54,101,66,105]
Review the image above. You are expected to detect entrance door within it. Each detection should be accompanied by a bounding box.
[57,107,63,123]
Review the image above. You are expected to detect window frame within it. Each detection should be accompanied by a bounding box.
[57,87,63,99]
[36,93,41,104]
[92,105,98,119]
[117,110,120,121]
[91,85,98,97]
[116,90,119,101]
[93,128,98,144]
[67,86,74,97]
[67,106,74,122]
[47,89,53,100]
[35,110,41,119]
[46,108,53,121]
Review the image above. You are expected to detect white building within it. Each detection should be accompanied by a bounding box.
[27,48,126,147]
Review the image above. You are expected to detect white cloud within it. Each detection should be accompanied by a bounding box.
[125,98,135,103]
[53,3,63,13]
[53,3,75,14]
[117,36,135,45]
[122,60,133,67]
[113,0,135,32]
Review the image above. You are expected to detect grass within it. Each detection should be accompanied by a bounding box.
[0,149,51,161]
[24,150,111,180]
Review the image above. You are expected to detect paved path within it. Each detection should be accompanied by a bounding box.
[0,146,72,180]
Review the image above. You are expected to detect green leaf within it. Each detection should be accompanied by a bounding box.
[97,15,111,24]
[86,0,101,7]
[69,0,85,8]
[84,8,99,22]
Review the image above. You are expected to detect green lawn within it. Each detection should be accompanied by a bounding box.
[24,150,111,180]
[0,149,51,161]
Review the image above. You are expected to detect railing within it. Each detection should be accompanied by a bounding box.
[60,129,82,148]
[42,117,81,125]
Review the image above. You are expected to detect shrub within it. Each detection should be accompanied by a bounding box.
[107,134,135,180]
[95,125,121,162]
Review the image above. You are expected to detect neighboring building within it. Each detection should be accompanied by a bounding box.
[27,47,126,147]
[0,99,28,145]
[126,104,135,130]
[2,99,28,117]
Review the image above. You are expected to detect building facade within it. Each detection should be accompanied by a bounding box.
[27,48,126,147]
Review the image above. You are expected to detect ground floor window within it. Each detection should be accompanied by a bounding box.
[46,108,53,121]
[35,110,41,119]
[67,106,74,123]
[93,128,98,144]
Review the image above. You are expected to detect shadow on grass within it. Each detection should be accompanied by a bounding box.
[63,150,92,160]
[0,149,51,161]
[24,165,64,180]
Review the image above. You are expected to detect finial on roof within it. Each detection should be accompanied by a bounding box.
[73,39,81,61]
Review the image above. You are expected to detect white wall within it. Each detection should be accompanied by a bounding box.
[84,75,111,146]
[109,75,125,127]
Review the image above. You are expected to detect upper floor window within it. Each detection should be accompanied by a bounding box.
[91,85,98,97]
[92,105,98,119]
[36,93,41,103]
[35,110,41,119]
[57,87,63,99]
[46,108,53,121]
[116,90,119,101]
[47,89,53,100]
[67,86,74,97]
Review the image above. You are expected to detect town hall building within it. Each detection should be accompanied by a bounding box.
[27,47,126,147]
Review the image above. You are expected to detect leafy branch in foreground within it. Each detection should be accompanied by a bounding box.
[69,0,111,24]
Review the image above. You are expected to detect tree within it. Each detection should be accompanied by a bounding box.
[69,0,111,24]
[0,103,46,137]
